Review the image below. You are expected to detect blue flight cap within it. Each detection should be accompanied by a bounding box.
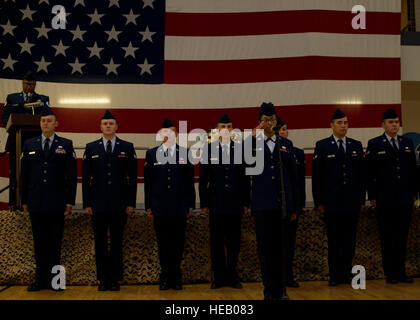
[259,102,276,119]
[161,118,175,128]
[331,108,347,121]
[217,113,232,124]
[102,109,116,120]
[382,108,399,120]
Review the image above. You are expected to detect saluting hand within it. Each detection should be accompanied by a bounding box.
[290,213,297,221]
[84,207,93,215]
[201,207,209,214]
[147,209,153,219]
[126,206,134,214]
[252,121,265,137]
[65,205,72,214]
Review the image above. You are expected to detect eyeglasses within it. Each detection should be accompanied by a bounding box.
[261,118,276,123]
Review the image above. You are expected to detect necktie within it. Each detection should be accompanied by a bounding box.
[44,138,50,158]
[222,145,229,163]
[338,139,345,155]
[164,148,169,157]
[106,140,112,155]
[391,138,398,152]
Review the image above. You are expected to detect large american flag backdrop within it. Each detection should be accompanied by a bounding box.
[0,0,401,209]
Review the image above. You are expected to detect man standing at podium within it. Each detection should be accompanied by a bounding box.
[1,71,50,209]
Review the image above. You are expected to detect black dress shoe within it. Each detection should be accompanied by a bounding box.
[328,280,339,286]
[110,282,120,291]
[285,280,300,288]
[397,276,414,284]
[159,282,170,290]
[27,282,45,292]
[279,291,290,300]
[210,281,223,289]
[98,281,108,291]
[230,280,243,289]
[173,283,183,290]
[386,278,398,284]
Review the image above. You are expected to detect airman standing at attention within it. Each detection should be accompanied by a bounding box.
[82,110,138,291]
[144,118,195,291]
[199,113,250,290]
[312,109,365,286]
[366,109,417,284]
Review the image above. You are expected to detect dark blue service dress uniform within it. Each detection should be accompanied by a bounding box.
[144,144,195,287]
[248,134,299,299]
[199,140,250,286]
[312,135,365,283]
[82,137,138,284]
[366,134,417,281]
[20,134,77,286]
[1,92,49,206]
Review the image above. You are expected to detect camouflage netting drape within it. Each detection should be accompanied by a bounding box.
[0,209,419,285]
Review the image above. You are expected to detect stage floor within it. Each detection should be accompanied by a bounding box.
[0,280,419,300]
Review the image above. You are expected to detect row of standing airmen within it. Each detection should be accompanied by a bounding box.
[2,74,419,300]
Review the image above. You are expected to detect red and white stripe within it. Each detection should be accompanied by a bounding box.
[0,0,401,207]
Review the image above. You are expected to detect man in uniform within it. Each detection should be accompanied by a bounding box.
[82,110,137,291]
[144,118,195,290]
[20,108,77,291]
[199,113,250,289]
[2,71,50,209]
[249,102,299,300]
[312,109,365,286]
[276,116,305,288]
[366,108,417,284]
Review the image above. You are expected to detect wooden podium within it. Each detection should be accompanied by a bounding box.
[6,114,41,207]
